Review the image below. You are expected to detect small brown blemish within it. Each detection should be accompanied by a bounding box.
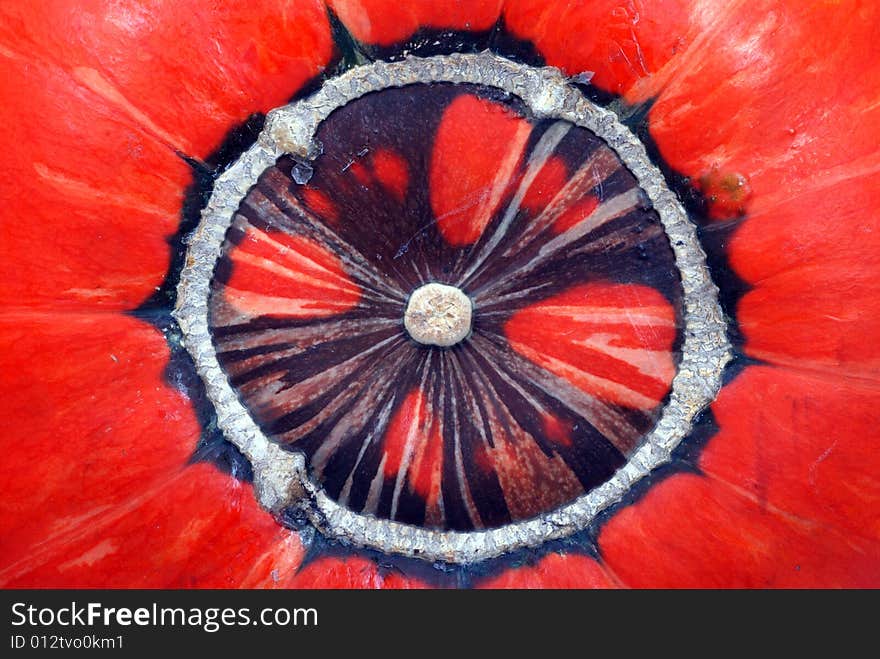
[699,167,752,219]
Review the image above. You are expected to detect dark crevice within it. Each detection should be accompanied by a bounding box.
[630,110,752,354]
[132,113,266,323]
[187,426,254,483]
[357,26,499,62]
[130,114,268,481]
[291,523,606,588]
[295,534,469,587]
[489,16,544,68]
[326,5,373,72]
[585,459,698,552]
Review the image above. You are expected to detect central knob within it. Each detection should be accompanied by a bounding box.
[404,283,473,347]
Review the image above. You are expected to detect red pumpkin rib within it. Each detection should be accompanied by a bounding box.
[702,365,880,547]
[728,173,880,285]
[643,0,880,224]
[599,470,880,589]
[3,464,303,588]
[477,552,621,589]
[729,162,880,375]
[0,313,200,583]
[738,265,880,377]
[0,55,190,311]
[329,0,503,47]
[0,0,334,160]
[503,0,694,96]
[286,555,430,589]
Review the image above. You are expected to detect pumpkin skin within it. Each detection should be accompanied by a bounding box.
[1,0,878,588]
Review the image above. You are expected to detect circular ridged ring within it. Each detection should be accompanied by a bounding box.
[175,52,731,564]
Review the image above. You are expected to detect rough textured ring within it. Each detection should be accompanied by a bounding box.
[174,52,731,564]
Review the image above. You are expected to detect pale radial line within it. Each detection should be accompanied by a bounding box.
[461,344,543,438]
[408,258,432,287]
[372,229,425,293]
[529,186,642,263]
[236,221,368,295]
[450,350,492,450]
[594,557,632,590]
[389,351,433,520]
[311,347,406,477]
[408,259,422,285]
[420,248,440,285]
[474,282,556,310]
[310,350,405,475]
[215,317,399,355]
[278,374,371,448]
[240,217,352,281]
[220,334,387,377]
[521,305,676,326]
[437,353,450,525]
[458,354,508,433]
[338,396,397,507]
[277,340,407,451]
[238,194,398,304]
[32,163,176,218]
[401,362,438,499]
[71,67,194,157]
[259,179,407,302]
[390,215,454,273]
[213,320,403,378]
[447,349,486,528]
[231,250,363,298]
[510,340,663,411]
[462,348,586,507]
[568,221,665,258]
[471,344,553,420]
[221,288,357,318]
[472,332,642,452]
[499,146,622,259]
[478,187,643,300]
[459,347,539,482]
[250,333,403,425]
[229,274,388,310]
[574,334,674,382]
[433,354,448,523]
[458,121,571,287]
[364,454,387,516]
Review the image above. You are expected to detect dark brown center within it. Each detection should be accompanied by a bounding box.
[207,82,683,531]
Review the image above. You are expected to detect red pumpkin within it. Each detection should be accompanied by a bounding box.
[1,0,878,588]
